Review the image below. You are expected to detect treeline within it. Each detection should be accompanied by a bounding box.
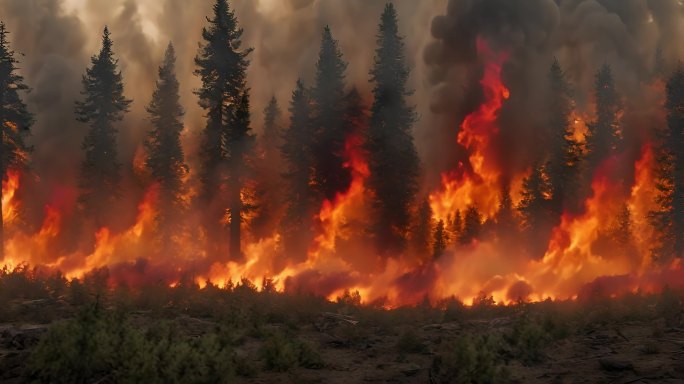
[423,59,684,263]
[2,0,684,263]
[0,1,420,261]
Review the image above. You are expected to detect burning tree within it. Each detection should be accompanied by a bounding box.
[75,26,131,227]
[651,67,684,261]
[281,80,315,260]
[311,26,352,202]
[366,3,420,254]
[144,43,188,251]
[586,64,622,172]
[0,21,32,259]
[194,0,253,260]
[545,59,581,216]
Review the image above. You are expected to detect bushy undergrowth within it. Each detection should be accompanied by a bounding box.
[27,304,249,384]
[258,330,324,371]
[430,333,510,384]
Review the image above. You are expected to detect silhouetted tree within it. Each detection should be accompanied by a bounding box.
[311,26,351,202]
[75,27,131,226]
[251,96,284,239]
[496,181,516,235]
[613,203,633,248]
[451,209,463,243]
[145,43,188,249]
[586,64,621,170]
[227,90,255,259]
[412,198,432,257]
[459,205,482,245]
[651,67,684,261]
[195,0,252,259]
[518,162,553,258]
[366,3,420,253]
[0,21,32,258]
[262,96,282,165]
[281,80,315,259]
[433,219,447,259]
[546,59,581,215]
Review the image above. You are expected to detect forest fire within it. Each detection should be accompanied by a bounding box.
[2,0,684,312]
[430,40,510,222]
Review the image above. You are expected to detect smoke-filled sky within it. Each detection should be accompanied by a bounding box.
[0,0,443,200]
[3,0,684,194]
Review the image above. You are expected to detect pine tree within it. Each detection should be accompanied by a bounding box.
[75,27,131,226]
[411,198,432,257]
[145,43,188,248]
[0,21,33,259]
[433,219,447,259]
[366,3,420,253]
[281,80,315,259]
[497,181,516,234]
[459,205,482,245]
[311,26,351,202]
[518,162,554,258]
[586,64,621,169]
[194,0,252,259]
[227,90,255,259]
[518,162,552,231]
[613,203,633,248]
[651,67,684,261]
[451,209,463,241]
[546,59,581,215]
[251,96,283,239]
[262,96,282,164]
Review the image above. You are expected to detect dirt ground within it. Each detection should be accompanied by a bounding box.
[2,297,683,384]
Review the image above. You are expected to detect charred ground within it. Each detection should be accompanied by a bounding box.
[1,266,683,384]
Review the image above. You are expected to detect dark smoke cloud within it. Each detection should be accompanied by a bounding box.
[424,0,681,184]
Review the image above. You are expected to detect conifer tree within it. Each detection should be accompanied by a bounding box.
[497,181,516,234]
[518,162,552,232]
[281,80,315,259]
[145,43,188,248]
[651,67,684,261]
[250,96,283,239]
[311,26,351,202]
[0,22,33,258]
[75,27,131,226]
[586,64,621,169]
[546,59,581,215]
[451,209,463,242]
[366,3,420,252]
[433,219,447,259]
[227,90,255,259]
[262,96,282,165]
[459,205,482,245]
[195,0,252,259]
[518,162,554,258]
[412,198,432,257]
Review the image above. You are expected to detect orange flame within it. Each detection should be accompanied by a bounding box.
[430,39,510,221]
[2,170,21,224]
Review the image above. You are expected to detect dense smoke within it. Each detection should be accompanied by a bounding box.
[424,0,679,183]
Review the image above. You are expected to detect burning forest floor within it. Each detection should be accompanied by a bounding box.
[1,268,684,384]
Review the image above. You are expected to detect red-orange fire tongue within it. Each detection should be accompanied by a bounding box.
[431,38,511,222]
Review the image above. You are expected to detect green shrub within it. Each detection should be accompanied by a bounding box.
[259,331,324,372]
[430,334,510,384]
[396,329,426,354]
[27,305,243,383]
